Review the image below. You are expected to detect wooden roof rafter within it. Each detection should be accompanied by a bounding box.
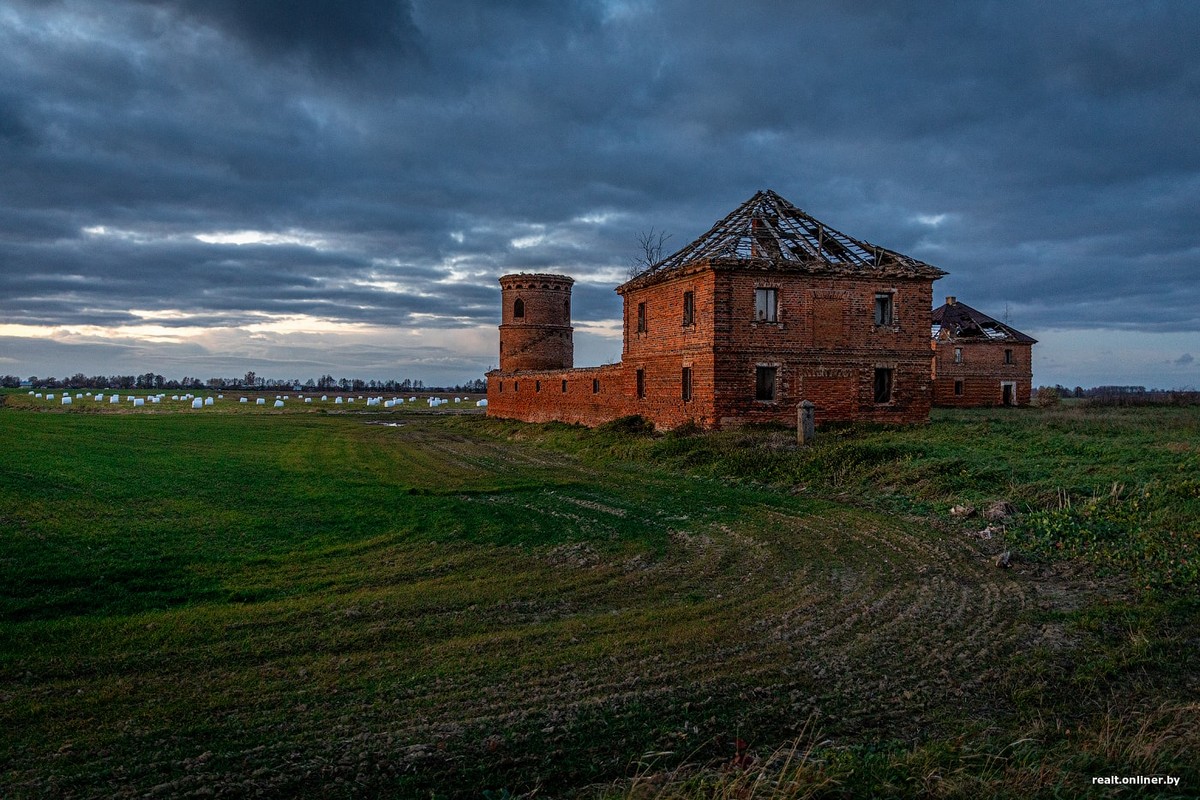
[621,189,946,290]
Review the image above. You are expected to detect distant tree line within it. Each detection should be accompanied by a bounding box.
[1036,384,1199,406]
[2,373,487,393]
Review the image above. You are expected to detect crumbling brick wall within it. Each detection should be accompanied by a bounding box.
[933,340,1033,407]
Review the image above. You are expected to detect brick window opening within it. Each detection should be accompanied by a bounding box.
[954,347,963,364]
[954,379,964,396]
[637,302,647,333]
[1004,348,1013,365]
[682,291,695,327]
[499,381,504,392]
[514,298,524,319]
[681,367,693,402]
[561,379,568,393]
[874,368,894,404]
[636,369,645,399]
[755,366,777,401]
[754,288,778,322]
[514,381,519,393]
[874,292,894,326]
[535,380,541,393]
[592,378,600,394]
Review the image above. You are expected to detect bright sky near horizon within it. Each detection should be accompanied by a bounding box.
[1,1,1197,388]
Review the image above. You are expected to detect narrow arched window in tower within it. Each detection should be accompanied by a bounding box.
[514,298,525,319]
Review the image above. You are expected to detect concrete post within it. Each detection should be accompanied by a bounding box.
[798,400,815,446]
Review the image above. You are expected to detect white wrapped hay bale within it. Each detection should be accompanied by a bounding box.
[76,393,83,398]
[191,398,203,409]
[256,398,266,405]
[204,397,214,406]
[335,396,343,404]
[110,395,119,404]
[409,396,417,402]
[274,399,284,408]
[46,393,54,400]
[61,396,72,405]
[133,398,144,407]
[240,397,248,403]
[35,393,43,398]
[95,394,104,401]
[304,397,311,403]
[217,394,223,399]
[150,396,160,403]
[320,395,328,401]
[476,399,488,407]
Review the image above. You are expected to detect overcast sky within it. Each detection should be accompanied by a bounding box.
[2,0,1197,388]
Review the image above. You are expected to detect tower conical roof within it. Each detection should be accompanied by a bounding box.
[621,190,945,290]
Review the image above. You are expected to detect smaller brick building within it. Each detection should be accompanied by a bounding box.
[487,190,949,429]
[931,297,1036,407]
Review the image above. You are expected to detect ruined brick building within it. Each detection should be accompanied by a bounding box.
[931,297,1037,407]
[486,190,955,429]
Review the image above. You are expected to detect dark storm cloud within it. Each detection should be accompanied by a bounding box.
[1,0,1198,380]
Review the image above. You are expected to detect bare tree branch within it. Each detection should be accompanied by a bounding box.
[627,228,672,280]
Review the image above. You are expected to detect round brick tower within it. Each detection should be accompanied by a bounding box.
[498,273,574,372]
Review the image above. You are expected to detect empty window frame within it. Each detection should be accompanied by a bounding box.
[1004,348,1014,365]
[514,298,525,319]
[535,380,541,393]
[954,347,963,364]
[561,379,568,393]
[636,301,648,333]
[514,381,519,393]
[499,381,504,392]
[682,291,695,326]
[754,288,778,322]
[755,365,777,401]
[636,369,645,399]
[954,379,964,396]
[592,378,600,394]
[874,368,894,403]
[681,367,693,402]
[874,292,894,326]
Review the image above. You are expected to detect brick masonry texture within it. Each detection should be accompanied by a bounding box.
[488,267,940,429]
[933,340,1033,407]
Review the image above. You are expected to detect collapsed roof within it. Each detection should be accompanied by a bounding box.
[620,189,946,291]
[932,299,1037,344]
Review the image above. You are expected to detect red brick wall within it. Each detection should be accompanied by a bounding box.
[706,272,935,425]
[933,340,1032,406]
[488,266,940,430]
[486,364,634,426]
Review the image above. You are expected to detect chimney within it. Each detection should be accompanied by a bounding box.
[946,296,956,306]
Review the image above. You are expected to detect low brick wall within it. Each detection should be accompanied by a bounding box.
[486,364,634,427]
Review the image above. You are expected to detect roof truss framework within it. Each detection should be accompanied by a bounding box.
[629,190,943,285]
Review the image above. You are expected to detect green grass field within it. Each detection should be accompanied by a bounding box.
[1,393,1197,798]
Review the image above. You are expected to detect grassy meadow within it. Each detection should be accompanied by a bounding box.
[1,391,1197,798]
